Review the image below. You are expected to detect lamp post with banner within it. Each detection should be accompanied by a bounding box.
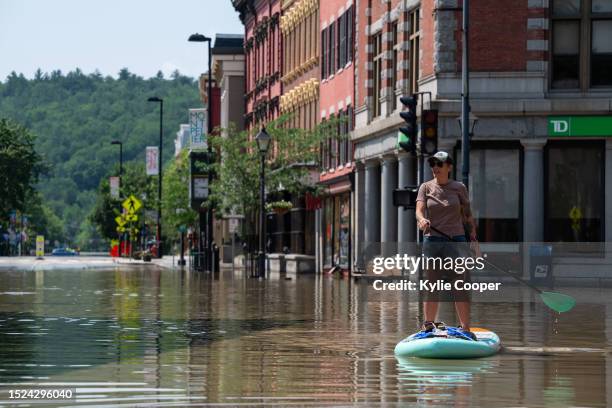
[189,33,214,272]
[147,97,164,258]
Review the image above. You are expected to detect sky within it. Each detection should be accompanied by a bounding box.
[0,0,244,80]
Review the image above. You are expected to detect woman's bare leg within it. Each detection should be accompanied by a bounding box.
[424,301,439,323]
[454,301,471,331]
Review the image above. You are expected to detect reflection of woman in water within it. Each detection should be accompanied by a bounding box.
[415,151,478,340]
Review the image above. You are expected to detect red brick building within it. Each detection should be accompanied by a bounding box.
[351,0,612,276]
[318,0,355,273]
[233,0,282,130]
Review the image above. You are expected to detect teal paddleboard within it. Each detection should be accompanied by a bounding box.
[394,327,501,359]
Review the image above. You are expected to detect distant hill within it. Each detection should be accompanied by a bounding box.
[0,68,202,248]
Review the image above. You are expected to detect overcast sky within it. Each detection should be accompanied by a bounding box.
[0,0,244,80]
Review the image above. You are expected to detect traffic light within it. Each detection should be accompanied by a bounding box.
[421,109,438,155]
[398,95,418,154]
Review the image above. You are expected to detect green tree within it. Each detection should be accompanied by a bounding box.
[161,150,198,243]
[209,116,343,241]
[0,68,200,250]
[90,161,157,244]
[0,118,45,216]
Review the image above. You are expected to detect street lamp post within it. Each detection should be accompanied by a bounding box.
[255,127,271,278]
[148,96,164,259]
[111,140,123,256]
[188,33,214,272]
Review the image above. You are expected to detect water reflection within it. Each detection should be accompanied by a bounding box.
[0,266,609,407]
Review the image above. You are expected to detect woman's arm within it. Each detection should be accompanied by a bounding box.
[462,207,478,241]
[459,184,478,241]
[416,201,430,231]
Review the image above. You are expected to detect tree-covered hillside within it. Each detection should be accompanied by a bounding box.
[0,68,202,249]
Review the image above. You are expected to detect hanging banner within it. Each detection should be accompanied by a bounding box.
[146,146,159,175]
[109,176,120,198]
[189,108,207,149]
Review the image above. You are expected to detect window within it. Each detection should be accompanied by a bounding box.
[321,27,328,79]
[372,32,383,118]
[338,11,346,68]
[347,6,354,63]
[546,141,604,242]
[591,19,612,85]
[391,21,399,111]
[409,8,420,94]
[328,22,336,76]
[456,145,522,242]
[551,0,612,88]
[552,1,581,88]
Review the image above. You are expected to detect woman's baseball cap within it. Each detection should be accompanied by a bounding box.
[427,151,454,165]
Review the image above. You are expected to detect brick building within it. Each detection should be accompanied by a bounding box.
[233,0,282,130]
[352,0,612,278]
[352,0,421,269]
[317,0,356,273]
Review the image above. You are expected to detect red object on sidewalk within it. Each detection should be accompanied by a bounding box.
[110,245,119,257]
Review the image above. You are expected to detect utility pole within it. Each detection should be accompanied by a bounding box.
[461,0,471,189]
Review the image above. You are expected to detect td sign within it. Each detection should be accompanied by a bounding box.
[548,116,612,137]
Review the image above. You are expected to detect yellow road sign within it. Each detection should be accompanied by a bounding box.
[126,213,139,222]
[36,235,44,257]
[122,194,142,213]
[115,216,126,226]
[117,226,126,233]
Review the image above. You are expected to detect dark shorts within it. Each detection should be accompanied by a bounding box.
[422,235,471,302]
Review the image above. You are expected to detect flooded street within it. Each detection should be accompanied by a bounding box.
[0,267,610,407]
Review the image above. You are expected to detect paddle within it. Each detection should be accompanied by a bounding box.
[425,225,576,313]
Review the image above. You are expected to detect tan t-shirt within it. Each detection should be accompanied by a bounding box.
[416,179,471,237]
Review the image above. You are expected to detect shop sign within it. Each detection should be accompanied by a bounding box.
[548,116,612,137]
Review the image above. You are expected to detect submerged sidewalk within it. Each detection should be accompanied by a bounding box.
[0,255,188,272]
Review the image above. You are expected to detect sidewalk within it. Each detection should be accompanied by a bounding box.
[0,255,189,272]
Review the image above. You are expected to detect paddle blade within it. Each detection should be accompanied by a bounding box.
[540,291,576,313]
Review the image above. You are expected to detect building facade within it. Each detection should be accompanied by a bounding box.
[351,0,612,278]
[352,0,422,270]
[233,0,282,130]
[231,0,612,277]
[211,33,246,264]
[317,0,356,273]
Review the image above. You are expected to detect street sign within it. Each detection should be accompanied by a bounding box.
[122,194,142,213]
[36,235,44,257]
[193,177,209,199]
[109,176,120,198]
[146,146,159,175]
[115,216,126,226]
[126,213,139,222]
[229,218,239,234]
[117,226,126,233]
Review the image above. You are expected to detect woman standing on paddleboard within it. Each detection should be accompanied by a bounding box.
[415,151,478,340]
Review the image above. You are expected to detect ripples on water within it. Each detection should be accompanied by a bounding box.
[0,267,609,407]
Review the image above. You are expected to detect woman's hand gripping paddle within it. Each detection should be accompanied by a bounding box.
[427,226,576,313]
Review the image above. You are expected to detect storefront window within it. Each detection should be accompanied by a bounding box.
[323,193,351,269]
[456,146,521,242]
[337,194,350,268]
[323,198,333,268]
[546,142,603,242]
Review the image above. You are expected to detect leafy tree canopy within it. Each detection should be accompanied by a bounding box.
[0,68,201,250]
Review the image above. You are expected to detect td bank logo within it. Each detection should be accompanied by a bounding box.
[551,120,569,133]
[549,117,571,136]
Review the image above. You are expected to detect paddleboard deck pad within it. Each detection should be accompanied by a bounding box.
[395,327,500,359]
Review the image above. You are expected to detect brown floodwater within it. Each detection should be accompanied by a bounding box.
[0,266,610,407]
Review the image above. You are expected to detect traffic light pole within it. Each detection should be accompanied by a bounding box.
[461,0,471,189]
